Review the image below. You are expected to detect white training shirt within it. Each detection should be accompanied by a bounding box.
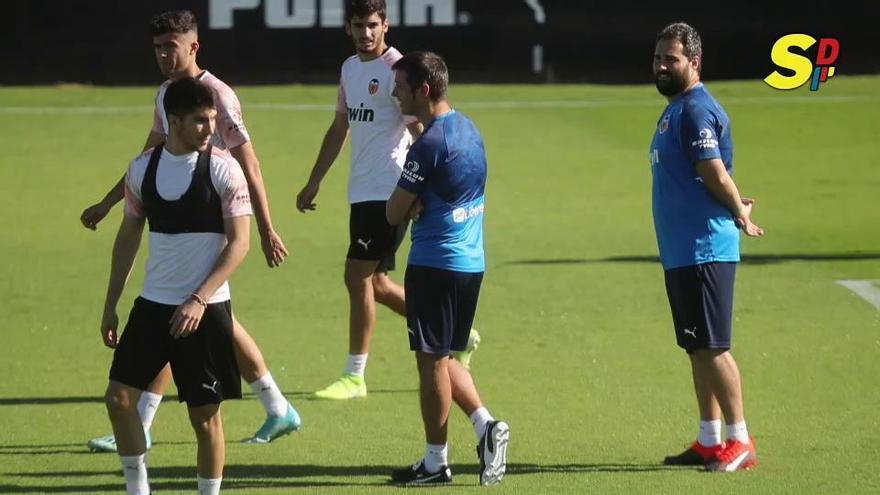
[337,47,415,204]
[123,147,253,305]
[153,71,250,150]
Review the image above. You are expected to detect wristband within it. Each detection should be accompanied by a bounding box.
[190,293,208,307]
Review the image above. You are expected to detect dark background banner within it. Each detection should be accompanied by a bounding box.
[6,0,877,86]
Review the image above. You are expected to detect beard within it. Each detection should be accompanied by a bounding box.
[654,70,688,96]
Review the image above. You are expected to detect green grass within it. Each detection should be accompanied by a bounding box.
[1,75,879,494]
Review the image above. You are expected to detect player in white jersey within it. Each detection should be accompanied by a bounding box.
[152,71,249,153]
[296,0,480,400]
[82,10,300,452]
[103,77,247,495]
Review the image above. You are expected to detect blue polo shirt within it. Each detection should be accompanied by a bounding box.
[397,110,486,272]
[650,83,740,270]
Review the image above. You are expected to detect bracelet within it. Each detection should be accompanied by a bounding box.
[190,293,208,307]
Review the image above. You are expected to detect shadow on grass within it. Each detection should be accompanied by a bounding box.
[0,389,416,408]
[9,462,691,478]
[4,461,692,493]
[9,464,400,479]
[2,465,396,492]
[0,440,208,456]
[0,443,96,456]
[509,462,691,474]
[505,251,880,266]
[0,397,106,406]
[0,478,350,493]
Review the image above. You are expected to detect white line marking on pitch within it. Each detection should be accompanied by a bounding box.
[0,95,873,114]
[836,280,880,311]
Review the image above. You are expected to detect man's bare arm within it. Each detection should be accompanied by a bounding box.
[80,131,165,230]
[295,112,350,212]
[229,142,288,267]
[169,215,251,338]
[386,186,419,226]
[100,214,145,348]
[695,158,764,237]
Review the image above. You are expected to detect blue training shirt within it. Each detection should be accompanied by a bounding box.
[397,110,486,272]
[650,83,740,270]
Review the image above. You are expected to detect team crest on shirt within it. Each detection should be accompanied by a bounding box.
[658,114,670,134]
[368,78,380,95]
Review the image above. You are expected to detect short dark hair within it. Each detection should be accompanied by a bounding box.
[392,51,449,102]
[150,10,198,37]
[163,77,215,118]
[657,22,702,61]
[345,0,386,22]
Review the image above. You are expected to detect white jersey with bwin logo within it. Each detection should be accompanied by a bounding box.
[336,47,415,204]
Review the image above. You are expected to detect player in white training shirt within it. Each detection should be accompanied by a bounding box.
[152,71,250,152]
[82,10,300,452]
[296,0,480,400]
[104,77,248,495]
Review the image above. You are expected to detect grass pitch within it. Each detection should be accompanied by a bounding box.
[0,75,878,494]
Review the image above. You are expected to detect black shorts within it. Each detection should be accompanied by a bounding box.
[664,262,736,353]
[109,297,242,407]
[405,265,483,356]
[347,200,408,273]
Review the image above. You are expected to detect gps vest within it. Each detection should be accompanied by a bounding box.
[141,144,224,234]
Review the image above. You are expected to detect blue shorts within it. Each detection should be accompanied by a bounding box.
[405,265,483,355]
[663,262,736,353]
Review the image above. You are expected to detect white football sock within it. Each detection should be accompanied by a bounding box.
[698,419,723,447]
[120,454,149,495]
[249,372,289,417]
[423,443,448,473]
[470,406,494,441]
[727,421,750,444]
[197,476,222,495]
[137,391,162,432]
[345,353,368,377]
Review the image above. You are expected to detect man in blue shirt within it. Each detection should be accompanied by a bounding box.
[386,51,509,486]
[651,23,764,472]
